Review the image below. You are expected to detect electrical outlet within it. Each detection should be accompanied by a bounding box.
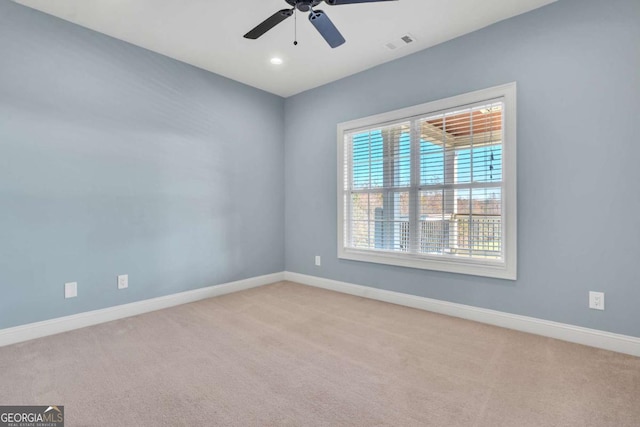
[315,255,321,266]
[65,282,78,299]
[589,291,604,310]
[117,274,128,290]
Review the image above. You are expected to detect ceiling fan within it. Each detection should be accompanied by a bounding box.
[244,0,398,49]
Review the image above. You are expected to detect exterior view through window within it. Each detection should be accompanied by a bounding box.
[338,84,516,279]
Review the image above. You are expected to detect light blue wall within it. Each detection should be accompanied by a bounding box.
[2,0,639,338]
[284,0,640,337]
[0,0,285,329]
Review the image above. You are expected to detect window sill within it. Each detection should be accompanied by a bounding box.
[338,247,517,280]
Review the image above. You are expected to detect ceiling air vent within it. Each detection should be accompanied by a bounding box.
[384,33,416,51]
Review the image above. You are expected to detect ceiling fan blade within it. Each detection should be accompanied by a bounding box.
[325,0,398,5]
[244,9,293,40]
[308,10,345,48]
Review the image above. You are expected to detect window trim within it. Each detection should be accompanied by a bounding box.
[337,83,517,280]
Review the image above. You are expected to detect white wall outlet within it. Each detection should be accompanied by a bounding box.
[315,255,321,266]
[117,274,128,290]
[589,291,605,310]
[64,282,78,299]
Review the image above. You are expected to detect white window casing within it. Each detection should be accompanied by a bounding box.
[337,83,517,280]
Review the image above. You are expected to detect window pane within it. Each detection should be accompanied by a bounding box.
[350,123,410,191]
[349,191,412,252]
[419,190,448,254]
[420,190,443,217]
[420,139,444,185]
[392,132,411,187]
[456,148,472,184]
[469,145,502,183]
[349,193,383,249]
[420,103,503,186]
[374,191,410,252]
[351,131,383,189]
[455,187,502,258]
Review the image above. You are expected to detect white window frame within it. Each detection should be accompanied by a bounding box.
[337,83,517,280]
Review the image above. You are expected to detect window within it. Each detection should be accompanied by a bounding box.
[337,83,516,279]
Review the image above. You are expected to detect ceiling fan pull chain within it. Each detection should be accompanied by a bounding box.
[294,8,298,45]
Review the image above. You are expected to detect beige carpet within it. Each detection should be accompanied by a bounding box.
[1,281,639,426]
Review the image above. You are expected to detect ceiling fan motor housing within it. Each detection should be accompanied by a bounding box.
[285,0,323,12]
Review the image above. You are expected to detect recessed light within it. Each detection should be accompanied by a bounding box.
[270,57,283,65]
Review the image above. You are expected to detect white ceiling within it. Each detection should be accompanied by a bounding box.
[14,0,557,97]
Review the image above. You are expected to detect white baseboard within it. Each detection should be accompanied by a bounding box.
[284,271,640,358]
[0,272,285,348]
[4,271,639,358]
